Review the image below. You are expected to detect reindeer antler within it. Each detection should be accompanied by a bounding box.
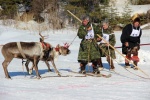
[64,42,70,48]
[39,33,44,42]
[39,33,49,42]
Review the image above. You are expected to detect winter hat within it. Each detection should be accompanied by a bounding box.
[133,17,141,23]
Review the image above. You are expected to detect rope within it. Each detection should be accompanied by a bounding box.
[17,42,27,77]
[22,59,26,77]
[87,40,91,72]
[17,42,26,59]
[108,44,112,70]
[114,58,150,80]
[115,43,150,48]
[69,35,77,47]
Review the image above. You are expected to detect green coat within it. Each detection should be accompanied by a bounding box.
[77,23,102,62]
[99,27,116,59]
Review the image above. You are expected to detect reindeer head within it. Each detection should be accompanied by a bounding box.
[55,43,70,56]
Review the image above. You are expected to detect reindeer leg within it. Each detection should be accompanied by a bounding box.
[25,60,30,74]
[51,60,61,76]
[29,63,34,75]
[33,56,41,79]
[2,58,13,79]
[45,61,52,72]
[29,66,33,75]
[25,60,34,75]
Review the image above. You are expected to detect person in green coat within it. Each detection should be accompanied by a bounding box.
[77,16,102,74]
[97,20,116,71]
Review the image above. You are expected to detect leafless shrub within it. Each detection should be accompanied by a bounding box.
[20,12,34,22]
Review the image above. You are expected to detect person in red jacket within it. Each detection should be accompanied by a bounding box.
[120,17,142,70]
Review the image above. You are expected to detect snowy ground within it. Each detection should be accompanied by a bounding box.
[0,23,150,100]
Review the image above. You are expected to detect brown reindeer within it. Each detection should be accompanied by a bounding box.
[1,32,70,79]
[25,43,70,75]
[1,33,52,79]
[24,33,70,76]
[1,42,45,79]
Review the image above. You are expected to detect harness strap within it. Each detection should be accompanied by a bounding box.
[55,47,59,51]
[41,42,51,50]
[17,42,26,59]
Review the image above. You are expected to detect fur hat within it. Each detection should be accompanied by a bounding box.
[131,13,140,23]
[131,13,139,21]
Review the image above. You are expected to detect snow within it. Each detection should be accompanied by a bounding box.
[0,22,150,100]
[0,1,150,99]
[112,0,150,16]
[141,23,150,29]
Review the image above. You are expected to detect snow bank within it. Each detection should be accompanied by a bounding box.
[112,0,150,16]
[130,5,150,16]
[0,20,50,32]
[141,23,150,29]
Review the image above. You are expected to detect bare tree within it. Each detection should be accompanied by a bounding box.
[31,0,63,29]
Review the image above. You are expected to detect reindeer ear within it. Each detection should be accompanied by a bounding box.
[56,44,60,48]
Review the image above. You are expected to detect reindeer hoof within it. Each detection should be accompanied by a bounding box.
[48,69,52,72]
[58,73,61,77]
[5,76,11,79]
[36,76,42,79]
[29,69,33,75]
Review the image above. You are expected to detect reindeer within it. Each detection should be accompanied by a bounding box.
[1,33,50,79]
[24,33,70,76]
[25,43,70,75]
[1,41,45,79]
[1,32,70,79]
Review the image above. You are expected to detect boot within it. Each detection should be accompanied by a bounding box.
[132,52,139,70]
[133,61,138,70]
[125,53,131,68]
[97,58,104,71]
[93,66,100,74]
[125,62,131,68]
[92,60,100,74]
[79,62,87,74]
